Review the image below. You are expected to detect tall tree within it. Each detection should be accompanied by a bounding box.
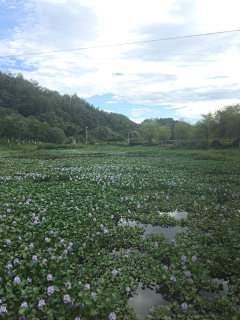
[141,121,159,143]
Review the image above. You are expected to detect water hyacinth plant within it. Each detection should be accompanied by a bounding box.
[0,150,239,319]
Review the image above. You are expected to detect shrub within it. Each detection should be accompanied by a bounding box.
[232,139,240,147]
[169,139,209,150]
[211,139,222,149]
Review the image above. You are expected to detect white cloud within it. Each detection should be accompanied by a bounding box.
[106,101,119,103]
[130,118,146,124]
[130,108,151,117]
[1,0,240,122]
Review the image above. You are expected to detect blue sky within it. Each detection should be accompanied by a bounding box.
[1,0,240,124]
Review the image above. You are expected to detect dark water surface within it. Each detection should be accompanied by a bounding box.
[119,212,229,320]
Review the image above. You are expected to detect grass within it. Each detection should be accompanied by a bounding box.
[1,138,240,162]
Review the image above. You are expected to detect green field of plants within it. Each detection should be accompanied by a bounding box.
[0,150,240,319]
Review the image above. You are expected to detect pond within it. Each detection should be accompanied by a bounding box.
[128,278,229,320]
[119,210,188,241]
[118,212,230,320]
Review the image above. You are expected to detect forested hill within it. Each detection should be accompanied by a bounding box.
[0,71,138,143]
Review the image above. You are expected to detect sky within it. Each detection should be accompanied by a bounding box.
[1,0,240,124]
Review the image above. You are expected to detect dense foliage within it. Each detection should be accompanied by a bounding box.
[0,71,137,143]
[0,150,240,319]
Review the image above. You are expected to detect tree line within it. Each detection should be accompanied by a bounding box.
[0,71,138,143]
[139,104,240,145]
[0,70,239,146]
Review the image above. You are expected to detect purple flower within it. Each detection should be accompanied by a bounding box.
[111,215,114,219]
[112,269,117,275]
[42,217,46,221]
[194,201,197,206]
[47,274,52,281]
[38,299,46,309]
[82,243,86,247]
[171,239,176,243]
[64,249,68,254]
[181,255,186,262]
[93,218,96,221]
[68,302,74,309]
[29,243,34,247]
[170,276,176,281]
[75,318,80,320]
[13,276,21,283]
[63,294,71,303]
[6,239,11,244]
[47,286,54,296]
[164,265,168,270]
[45,237,49,241]
[7,209,10,213]
[91,292,97,297]
[182,302,188,309]
[18,315,25,320]
[104,229,108,233]
[191,255,197,262]
[166,196,169,200]
[51,256,54,259]
[100,224,103,228]
[42,259,47,265]
[32,255,38,261]
[126,287,130,292]
[88,213,92,216]
[27,278,32,282]
[201,196,204,199]
[21,302,28,307]
[84,284,90,290]
[13,258,19,264]
[60,239,64,243]
[185,271,191,277]
[128,209,131,213]
[154,242,158,247]
[6,264,12,270]
[78,281,82,285]
[0,306,7,313]
[66,282,71,289]
[109,312,116,320]
[188,278,193,283]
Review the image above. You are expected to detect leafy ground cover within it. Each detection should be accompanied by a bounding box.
[0,151,240,319]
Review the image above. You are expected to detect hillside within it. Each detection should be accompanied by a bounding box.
[0,71,138,143]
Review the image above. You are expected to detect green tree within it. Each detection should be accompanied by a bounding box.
[47,127,66,143]
[173,121,192,140]
[158,125,172,142]
[214,104,240,142]
[141,121,159,143]
[197,112,216,140]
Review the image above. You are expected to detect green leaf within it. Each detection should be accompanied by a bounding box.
[112,292,121,300]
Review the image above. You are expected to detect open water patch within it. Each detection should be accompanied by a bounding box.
[128,282,171,320]
[119,217,188,241]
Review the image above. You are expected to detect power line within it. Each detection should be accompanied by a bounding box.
[0,29,240,58]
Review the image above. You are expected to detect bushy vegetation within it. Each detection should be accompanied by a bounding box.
[0,151,240,319]
[0,71,137,143]
[169,139,209,150]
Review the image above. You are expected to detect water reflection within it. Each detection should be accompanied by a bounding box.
[200,278,228,300]
[119,216,188,241]
[128,282,170,320]
[128,278,229,320]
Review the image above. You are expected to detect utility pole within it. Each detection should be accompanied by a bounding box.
[128,132,129,145]
[86,127,88,144]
